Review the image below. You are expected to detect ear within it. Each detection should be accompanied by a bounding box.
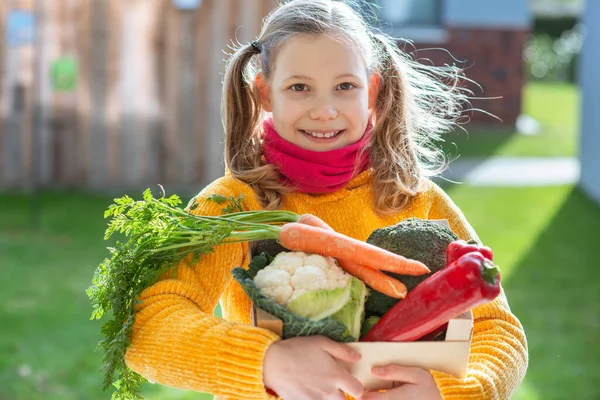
[255,73,272,112]
[368,72,380,109]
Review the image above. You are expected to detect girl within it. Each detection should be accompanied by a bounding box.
[124,1,528,399]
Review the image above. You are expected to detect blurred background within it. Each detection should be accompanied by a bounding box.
[1,0,598,399]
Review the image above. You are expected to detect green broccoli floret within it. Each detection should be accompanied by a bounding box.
[364,218,459,318]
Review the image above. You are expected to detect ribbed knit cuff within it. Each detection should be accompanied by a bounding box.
[204,323,281,399]
[430,370,485,399]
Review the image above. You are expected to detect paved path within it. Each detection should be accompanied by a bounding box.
[441,157,580,186]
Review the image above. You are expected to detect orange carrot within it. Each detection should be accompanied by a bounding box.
[297,214,409,297]
[297,214,333,231]
[278,223,430,276]
[298,214,431,276]
[340,259,407,298]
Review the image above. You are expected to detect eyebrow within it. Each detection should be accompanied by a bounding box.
[283,73,361,82]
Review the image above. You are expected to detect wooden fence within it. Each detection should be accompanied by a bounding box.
[0,0,278,191]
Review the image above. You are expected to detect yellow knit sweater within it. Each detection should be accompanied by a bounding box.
[125,170,528,399]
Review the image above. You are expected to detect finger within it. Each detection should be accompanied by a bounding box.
[328,389,348,400]
[322,341,362,363]
[371,365,426,384]
[337,373,364,399]
[361,389,393,400]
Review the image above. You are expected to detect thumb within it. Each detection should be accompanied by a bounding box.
[322,341,362,363]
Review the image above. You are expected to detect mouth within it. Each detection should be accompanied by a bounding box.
[299,129,345,140]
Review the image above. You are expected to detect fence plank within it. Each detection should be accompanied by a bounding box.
[87,0,108,187]
[194,0,211,183]
[37,0,54,185]
[204,0,231,183]
[163,2,180,184]
[176,8,198,185]
[105,0,121,184]
[74,0,91,185]
[52,0,77,184]
[1,0,28,186]
[0,0,5,182]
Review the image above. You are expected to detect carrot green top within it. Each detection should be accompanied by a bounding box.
[124,169,528,400]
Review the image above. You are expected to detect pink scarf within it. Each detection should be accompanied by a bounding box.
[262,117,372,193]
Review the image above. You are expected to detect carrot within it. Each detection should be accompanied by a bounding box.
[297,214,408,298]
[297,214,333,231]
[298,214,429,275]
[278,223,430,276]
[340,259,407,298]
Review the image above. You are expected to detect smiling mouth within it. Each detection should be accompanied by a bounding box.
[300,130,344,139]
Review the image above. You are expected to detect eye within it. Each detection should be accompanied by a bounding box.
[289,84,308,92]
[337,82,356,91]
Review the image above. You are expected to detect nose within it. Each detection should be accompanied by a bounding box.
[309,97,338,121]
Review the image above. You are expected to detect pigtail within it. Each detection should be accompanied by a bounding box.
[221,42,291,210]
[222,43,263,176]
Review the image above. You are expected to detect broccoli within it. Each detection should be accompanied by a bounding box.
[364,218,459,318]
[360,315,381,339]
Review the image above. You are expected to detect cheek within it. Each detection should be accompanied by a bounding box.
[273,97,306,123]
[345,96,370,123]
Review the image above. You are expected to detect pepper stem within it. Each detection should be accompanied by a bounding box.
[481,260,501,284]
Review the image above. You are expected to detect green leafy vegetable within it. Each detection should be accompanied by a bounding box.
[330,277,368,340]
[287,284,352,321]
[87,189,300,399]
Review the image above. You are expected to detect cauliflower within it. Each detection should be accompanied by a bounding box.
[246,250,368,340]
[269,251,307,275]
[254,252,352,307]
[254,267,293,306]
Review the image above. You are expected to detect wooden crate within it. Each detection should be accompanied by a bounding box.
[252,306,472,391]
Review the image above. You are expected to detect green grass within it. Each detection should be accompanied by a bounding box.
[0,191,211,400]
[441,82,580,158]
[2,184,598,400]
[444,183,600,400]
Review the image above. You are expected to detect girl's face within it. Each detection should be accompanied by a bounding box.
[257,34,376,152]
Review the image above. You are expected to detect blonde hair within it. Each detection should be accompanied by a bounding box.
[222,0,469,213]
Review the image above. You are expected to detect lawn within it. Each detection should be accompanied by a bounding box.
[441,82,580,158]
[1,184,598,400]
[0,192,213,400]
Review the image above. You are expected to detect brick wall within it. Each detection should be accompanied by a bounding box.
[410,28,530,126]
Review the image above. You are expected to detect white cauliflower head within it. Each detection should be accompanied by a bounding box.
[254,252,351,307]
[254,267,293,306]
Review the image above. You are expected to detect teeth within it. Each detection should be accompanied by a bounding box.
[305,130,341,138]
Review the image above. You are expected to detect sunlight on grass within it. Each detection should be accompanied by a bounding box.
[512,379,541,400]
[444,183,573,282]
[524,82,579,131]
[494,82,580,157]
[442,82,579,158]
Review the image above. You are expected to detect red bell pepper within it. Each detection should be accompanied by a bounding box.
[446,239,493,265]
[360,252,501,343]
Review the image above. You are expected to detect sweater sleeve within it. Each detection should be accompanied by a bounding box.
[124,182,280,399]
[425,182,529,399]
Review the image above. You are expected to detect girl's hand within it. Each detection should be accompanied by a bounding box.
[362,365,443,400]
[263,335,364,400]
